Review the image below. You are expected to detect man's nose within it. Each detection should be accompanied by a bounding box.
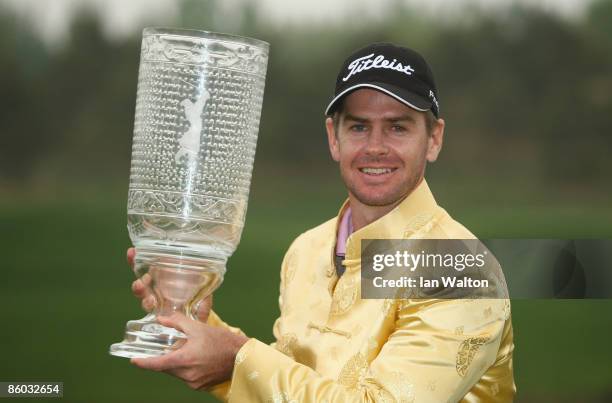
[364,127,389,155]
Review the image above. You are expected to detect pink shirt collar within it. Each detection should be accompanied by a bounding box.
[335,206,353,256]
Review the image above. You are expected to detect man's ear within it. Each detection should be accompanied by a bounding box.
[326,117,340,162]
[426,118,445,162]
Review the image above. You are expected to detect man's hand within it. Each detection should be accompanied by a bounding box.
[127,247,212,321]
[126,247,247,389]
[130,313,249,390]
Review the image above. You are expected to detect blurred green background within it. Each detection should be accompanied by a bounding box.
[1,0,612,402]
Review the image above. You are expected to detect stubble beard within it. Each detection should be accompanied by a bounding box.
[341,166,424,208]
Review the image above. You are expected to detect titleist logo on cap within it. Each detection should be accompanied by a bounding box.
[342,53,415,82]
[429,90,439,110]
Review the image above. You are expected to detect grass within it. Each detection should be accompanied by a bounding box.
[1,174,611,402]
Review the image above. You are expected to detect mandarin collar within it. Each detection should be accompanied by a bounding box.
[340,179,439,262]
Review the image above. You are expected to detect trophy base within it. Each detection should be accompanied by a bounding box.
[110,248,225,359]
[110,314,187,359]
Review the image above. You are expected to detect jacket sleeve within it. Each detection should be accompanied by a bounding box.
[226,298,513,402]
[206,243,296,402]
[205,309,246,401]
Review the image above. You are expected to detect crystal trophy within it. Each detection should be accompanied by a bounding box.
[110,28,269,358]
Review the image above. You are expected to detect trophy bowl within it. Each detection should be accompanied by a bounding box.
[110,28,269,359]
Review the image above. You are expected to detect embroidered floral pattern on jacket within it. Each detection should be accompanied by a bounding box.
[456,335,490,377]
[338,353,369,388]
[275,333,298,359]
[330,277,358,315]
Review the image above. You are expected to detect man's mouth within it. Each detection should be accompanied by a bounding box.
[358,167,397,175]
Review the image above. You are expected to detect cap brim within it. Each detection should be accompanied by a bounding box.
[324,83,433,116]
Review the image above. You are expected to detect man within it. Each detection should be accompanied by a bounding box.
[129,43,516,402]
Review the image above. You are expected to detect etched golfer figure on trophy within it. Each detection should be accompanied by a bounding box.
[110,28,269,358]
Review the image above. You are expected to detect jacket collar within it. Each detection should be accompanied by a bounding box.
[338,179,440,263]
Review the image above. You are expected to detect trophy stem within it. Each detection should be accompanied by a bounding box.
[110,248,225,359]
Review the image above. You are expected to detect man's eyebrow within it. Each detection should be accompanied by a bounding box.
[343,113,417,123]
[343,113,369,123]
[387,114,417,123]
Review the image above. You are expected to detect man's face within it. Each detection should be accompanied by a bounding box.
[326,89,444,207]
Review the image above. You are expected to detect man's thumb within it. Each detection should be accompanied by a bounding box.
[194,295,213,322]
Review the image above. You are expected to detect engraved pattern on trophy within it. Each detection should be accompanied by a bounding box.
[128,31,267,257]
[175,88,209,165]
[140,34,268,76]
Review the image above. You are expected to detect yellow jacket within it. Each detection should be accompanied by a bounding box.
[208,180,515,402]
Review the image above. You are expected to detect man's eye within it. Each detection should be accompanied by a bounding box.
[391,125,406,132]
[350,124,367,132]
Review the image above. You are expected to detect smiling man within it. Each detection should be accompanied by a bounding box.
[326,88,442,231]
[130,43,515,402]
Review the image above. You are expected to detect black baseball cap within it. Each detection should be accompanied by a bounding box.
[325,43,440,118]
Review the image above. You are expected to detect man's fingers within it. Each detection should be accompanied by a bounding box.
[131,279,146,297]
[127,247,135,268]
[132,277,152,297]
[195,295,213,322]
[157,313,195,335]
[141,295,156,312]
[131,351,182,372]
[131,274,152,297]
[141,273,152,286]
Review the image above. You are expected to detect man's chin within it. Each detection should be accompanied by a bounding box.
[351,192,405,208]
